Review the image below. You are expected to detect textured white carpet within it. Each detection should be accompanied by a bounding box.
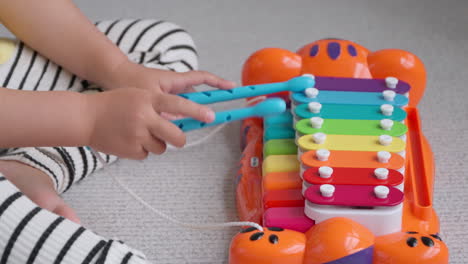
[2,0,467,263]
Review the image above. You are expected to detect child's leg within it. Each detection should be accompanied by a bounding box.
[0,173,150,264]
[0,19,197,262]
[95,19,198,72]
[0,19,197,93]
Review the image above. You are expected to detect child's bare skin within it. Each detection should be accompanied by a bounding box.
[0,0,235,223]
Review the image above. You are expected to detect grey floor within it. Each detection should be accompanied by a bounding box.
[2,0,468,263]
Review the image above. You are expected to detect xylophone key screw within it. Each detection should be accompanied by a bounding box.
[316,149,331,161]
[305,87,319,98]
[319,166,333,178]
[374,168,389,180]
[385,77,399,89]
[374,185,390,199]
[383,90,396,101]
[308,102,322,113]
[380,104,394,116]
[310,117,324,128]
[377,151,391,163]
[379,135,393,146]
[320,184,335,197]
[302,73,315,79]
[313,133,327,144]
[380,119,394,130]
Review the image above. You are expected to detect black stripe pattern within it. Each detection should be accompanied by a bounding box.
[0,192,23,218]
[2,42,25,87]
[82,240,107,264]
[27,217,65,264]
[53,227,86,264]
[1,207,42,264]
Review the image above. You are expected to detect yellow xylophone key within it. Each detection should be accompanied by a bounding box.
[297,134,406,152]
[263,155,300,175]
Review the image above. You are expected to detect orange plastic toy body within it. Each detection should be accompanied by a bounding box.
[374,231,448,263]
[231,39,448,263]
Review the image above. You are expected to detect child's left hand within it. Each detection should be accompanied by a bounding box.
[101,60,236,122]
[105,60,236,95]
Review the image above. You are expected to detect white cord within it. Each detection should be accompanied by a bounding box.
[167,123,228,151]
[90,147,263,232]
[246,95,267,106]
[88,98,267,232]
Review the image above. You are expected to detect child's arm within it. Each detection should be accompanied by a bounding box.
[0,89,92,148]
[0,87,191,159]
[0,0,127,89]
[0,0,235,95]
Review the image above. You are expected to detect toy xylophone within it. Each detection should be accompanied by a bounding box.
[230,39,449,263]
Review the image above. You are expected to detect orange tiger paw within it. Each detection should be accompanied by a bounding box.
[374,231,448,264]
[229,226,306,264]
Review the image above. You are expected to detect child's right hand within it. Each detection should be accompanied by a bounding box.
[84,88,212,159]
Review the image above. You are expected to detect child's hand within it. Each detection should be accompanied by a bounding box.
[105,60,236,96]
[85,87,209,159]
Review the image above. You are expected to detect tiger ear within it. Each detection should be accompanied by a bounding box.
[368,49,427,107]
[242,48,302,86]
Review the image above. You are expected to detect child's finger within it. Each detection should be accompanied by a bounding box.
[142,134,167,155]
[154,93,215,123]
[149,114,186,148]
[176,71,236,90]
[160,112,184,121]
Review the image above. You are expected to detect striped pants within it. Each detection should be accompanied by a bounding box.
[0,19,198,263]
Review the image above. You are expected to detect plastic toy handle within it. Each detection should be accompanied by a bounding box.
[172,98,286,132]
[178,76,315,104]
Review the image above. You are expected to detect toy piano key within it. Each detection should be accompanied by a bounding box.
[263,155,299,174]
[264,139,297,156]
[263,171,302,191]
[264,111,293,126]
[313,76,410,93]
[297,134,406,152]
[303,167,404,186]
[291,90,409,106]
[263,207,315,233]
[304,184,404,207]
[263,189,304,209]
[300,150,405,170]
[295,119,408,137]
[293,103,407,121]
[264,126,295,140]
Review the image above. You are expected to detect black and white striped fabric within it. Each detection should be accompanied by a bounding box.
[0,19,198,194]
[0,19,198,263]
[0,174,149,264]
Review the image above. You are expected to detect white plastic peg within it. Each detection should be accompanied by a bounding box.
[385,77,399,89]
[374,168,389,180]
[313,133,327,144]
[316,149,331,161]
[320,184,335,197]
[379,135,393,146]
[383,90,396,101]
[302,73,315,79]
[308,102,322,113]
[310,117,324,128]
[374,185,390,199]
[305,88,319,98]
[319,166,333,178]
[380,119,394,130]
[377,151,391,163]
[380,104,394,116]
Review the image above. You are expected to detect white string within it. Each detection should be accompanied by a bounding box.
[166,123,227,151]
[167,96,265,151]
[90,145,263,232]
